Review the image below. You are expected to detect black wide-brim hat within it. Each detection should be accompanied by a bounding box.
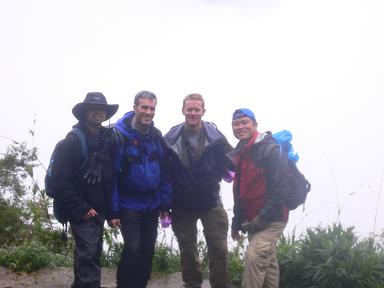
[72,92,119,121]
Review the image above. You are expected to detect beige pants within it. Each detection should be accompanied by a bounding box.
[243,221,287,288]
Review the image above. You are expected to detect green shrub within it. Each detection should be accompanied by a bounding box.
[228,242,245,286]
[101,241,123,267]
[0,140,74,266]
[197,239,210,278]
[101,227,124,267]
[277,232,305,288]
[0,241,72,272]
[0,201,28,246]
[152,242,181,274]
[278,223,384,288]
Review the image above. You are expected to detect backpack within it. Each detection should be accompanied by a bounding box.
[45,128,88,223]
[263,130,311,210]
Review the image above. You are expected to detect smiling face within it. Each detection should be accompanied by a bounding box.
[133,97,157,128]
[85,105,108,126]
[182,99,205,131]
[232,116,258,141]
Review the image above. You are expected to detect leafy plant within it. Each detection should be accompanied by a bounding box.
[0,142,39,204]
[278,223,384,288]
[152,242,181,274]
[197,239,210,278]
[101,226,123,267]
[0,199,28,246]
[0,241,72,272]
[228,240,245,286]
[0,138,75,271]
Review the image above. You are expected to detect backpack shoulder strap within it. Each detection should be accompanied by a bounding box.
[267,142,282,159]
[263,143,278,158]
[69,128,87,168]
[252,142,282,167]
[113,127,125,148]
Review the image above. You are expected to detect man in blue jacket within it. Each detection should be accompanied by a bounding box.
[164,93,233,288]
[109,91,172,288]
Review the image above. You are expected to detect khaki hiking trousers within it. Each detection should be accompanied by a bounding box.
[243,221,287,288]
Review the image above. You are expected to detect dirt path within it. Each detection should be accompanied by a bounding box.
[0,266,213,288]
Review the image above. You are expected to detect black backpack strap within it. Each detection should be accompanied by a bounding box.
[70,128,88,169]
[113,127,125,148]
[263,142,282,159]
[252,142,277,167]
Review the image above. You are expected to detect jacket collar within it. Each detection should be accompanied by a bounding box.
[164,121,224,146]
[115,111,155,138]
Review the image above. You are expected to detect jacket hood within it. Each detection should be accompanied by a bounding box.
[235,131,272,149]
[227,131,274,165]
[115,111,156,138]
[164,121,226,147]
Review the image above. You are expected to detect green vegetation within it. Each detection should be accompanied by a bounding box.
[0,140,74,272]
[278,224,384,288]
[152,242,180,274]
[228,240,246,286]
[1,137,384,287]
[101,226,123,267]
[0,241,72,272]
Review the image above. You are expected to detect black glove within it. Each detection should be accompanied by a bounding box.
[83,152,108,184]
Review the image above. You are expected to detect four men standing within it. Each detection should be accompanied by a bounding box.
[54,93,290,288]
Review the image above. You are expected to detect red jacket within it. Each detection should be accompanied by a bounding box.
[231,132,289,231]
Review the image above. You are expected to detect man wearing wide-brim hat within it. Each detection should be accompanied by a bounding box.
[52,92,118,288]
[72,92,119,122]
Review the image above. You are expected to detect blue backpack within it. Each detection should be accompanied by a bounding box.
[44,128,87,223]
[264,130,311,210]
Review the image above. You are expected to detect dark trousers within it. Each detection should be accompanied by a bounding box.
[172,203,231,288]
[71,218,104,288]
[116,208,159,288]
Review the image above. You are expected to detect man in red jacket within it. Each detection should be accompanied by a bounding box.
[230,108,289,288]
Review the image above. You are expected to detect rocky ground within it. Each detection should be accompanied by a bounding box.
[0,266,213,288]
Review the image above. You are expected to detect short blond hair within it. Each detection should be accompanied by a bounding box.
[183,93,205,109]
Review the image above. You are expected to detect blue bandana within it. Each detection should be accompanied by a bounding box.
[232,108,256,122]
